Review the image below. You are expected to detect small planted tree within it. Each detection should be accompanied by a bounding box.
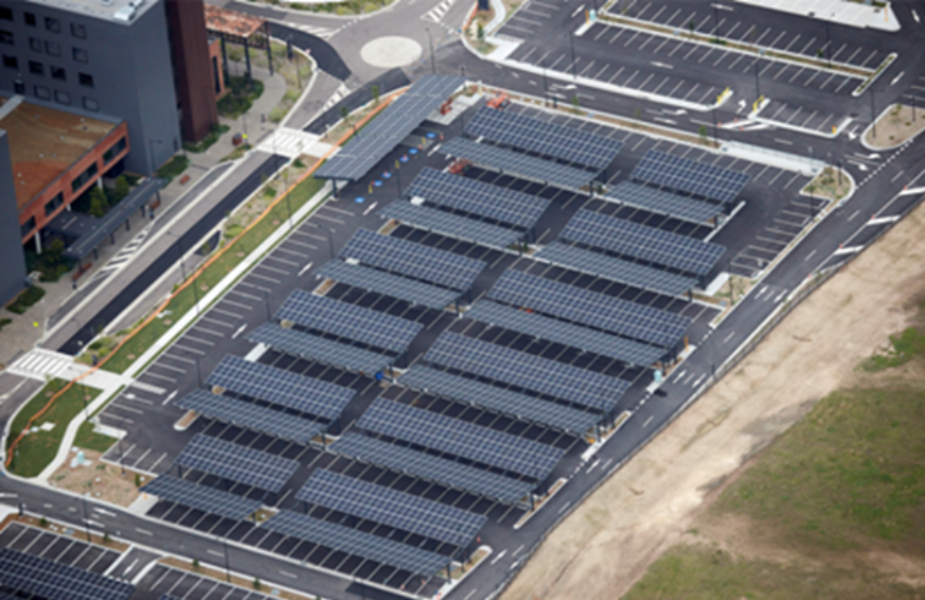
[371,83,380,105]
[192,557,200,570]
[699,125,708,144]
[571,94,580,114]
[253,577,262,590]
[89,186,108,218]
[114,175,130,201]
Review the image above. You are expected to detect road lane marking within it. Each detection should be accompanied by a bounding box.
[135,528,153,536]
[722,331,736,344]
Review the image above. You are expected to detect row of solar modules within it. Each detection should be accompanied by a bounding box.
[0,548,134,600]
[630,149,751,205]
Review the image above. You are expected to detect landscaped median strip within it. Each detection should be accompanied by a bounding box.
[3,87,406,473]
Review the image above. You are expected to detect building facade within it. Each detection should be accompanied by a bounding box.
[0,130,27,306]
[165,0,219,143]
[0,0,180,174]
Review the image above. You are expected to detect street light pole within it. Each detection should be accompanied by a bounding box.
[148,139,163,202]
[222,537,231,582]
[425,28,436,75]
[327,227,335,259]
[81,497,91,542]
[870,88,876,139]
[754,57,761,98]
[569,34,577,80]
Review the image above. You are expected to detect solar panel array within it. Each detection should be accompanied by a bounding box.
[314,75,465,181]
[441,137,596,190]
[177,389,326,444]
[141,475,263,520]
[317,260,459,309]
[381,200,522,248]
[358,398,564,479]
[276,289,422,353]
[340,229,486,290]
[297,470,486,546]
[465,107,623,169]
[207,355,354,420]
[488,270,690,347]
[606,181,723,223]
[264,511,449,575]
[408,167,549,228]
[631,149,750,203]
[560,210,725,275]
[248,323,393,374]
[536,242,698,296]
[0,549,135,600]
[175,434,299,492]
[467,301,665,366]
[400,366,599,434]
[425,332,629,410]
[329,433,533,502]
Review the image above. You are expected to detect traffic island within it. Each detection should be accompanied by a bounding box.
[863,103,925,150]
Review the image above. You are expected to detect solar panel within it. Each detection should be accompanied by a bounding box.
[0,549,135,600]
[560,210,725,276]
[297,470,486,546]
[175,434,299,492]
[466,301,664,366]
[425,332,629,410]
[317,259,459,309]
[177,389,326,444]
[247,323,394,375]
[631,149,750,203]
[314,75,466,181]
[358,398,564,479]
[276,289,422,353]
[264,511,449,576]
[399,366,598,434]
[329,433,533,503]
[606,181,723,223]
[340,229,486,290]
[536,242,698,297]
[408,167,549,228]
[381,200,523,248]
[465,107,623,169]
[488,270,690,347]
[141,475,263,520]
[441,137,597,190]
[207,355,354,420]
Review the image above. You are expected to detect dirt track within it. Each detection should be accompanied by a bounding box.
[501,199,925,600]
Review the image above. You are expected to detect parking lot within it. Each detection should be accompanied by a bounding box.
[0,521,121,576]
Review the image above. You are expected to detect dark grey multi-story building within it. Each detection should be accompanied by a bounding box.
[0,130,26,306]
[0,0,181,175]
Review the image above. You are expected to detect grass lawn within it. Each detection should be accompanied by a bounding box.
[74,421,118,454]
[623,544,922,600]
[101,175,326,374]
[7,379,101,478]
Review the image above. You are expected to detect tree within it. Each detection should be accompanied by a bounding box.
[571,94,580,114]
[253,578,261,590]
[114,176,130,202]
[89,186,108,218]
[477,22,485,42]
[688,20,695,36]
[699,125,708,144]
[46,238,65,266]
[192,558,200,570]
[340,105,350,127]
[371,83,380,105]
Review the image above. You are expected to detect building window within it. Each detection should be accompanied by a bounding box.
[82,97,98,112]
[44,17,60,33]
[70,23,86,39]
[0,29,12,45]
[28,60,42,75]
[2,54,15,69]
[44,193,64,216]
[54,89,70,105]
[29,37,42,52]
[24,12,36,27]
[78,72,92,87]
[44,40,60,56]
[20,216,36,239]
[103,137,127,164]
[72,47,87,63]
[34,84,49,99]
[51,66,65,81]
[0,7,12,22]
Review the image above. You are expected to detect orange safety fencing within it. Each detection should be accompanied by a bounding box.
[4,88,405,468]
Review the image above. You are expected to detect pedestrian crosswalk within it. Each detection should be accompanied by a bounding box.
[8,348,79,382]
[422,0,460,23]
[258,127,326,158]
[320,83,350,115]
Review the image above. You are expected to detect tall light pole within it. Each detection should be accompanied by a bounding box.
[148,138,163,202]
[425,28,436,74]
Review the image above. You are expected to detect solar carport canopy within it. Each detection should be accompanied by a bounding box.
[264,511,449,575]
[175,434,299,492]
[316,259,460,309]
[631,149,750,204]
[329,433,533,503]
[141,475,263,521]
[408,167,550,228]
[606,181,723,223]
[465,107,623,169]
[314,75,465,181]
[207,355,354,420]
[0,548,135,600]
[381,200,523,248]
[441,137,597,190]
[248,323,395,374]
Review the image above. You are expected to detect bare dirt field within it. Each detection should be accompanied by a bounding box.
[501,197,925,600]
[865,104,925,149]
[47,449,142,508]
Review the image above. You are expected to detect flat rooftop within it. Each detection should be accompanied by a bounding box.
[24,0,157,24]
[0,96,117,210]
[204,4,265,38]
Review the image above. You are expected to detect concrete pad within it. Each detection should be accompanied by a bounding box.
[360,36,423,68]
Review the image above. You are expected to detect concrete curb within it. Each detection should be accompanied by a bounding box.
[859,102,925,151]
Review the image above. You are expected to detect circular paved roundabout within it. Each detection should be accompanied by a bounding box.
[360,36,423,68]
